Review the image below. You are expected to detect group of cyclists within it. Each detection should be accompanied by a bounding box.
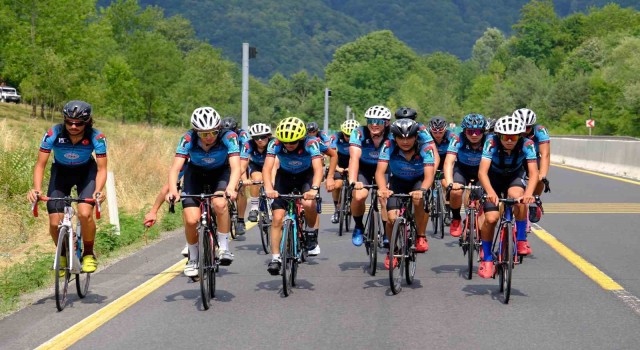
[28,99,550,281]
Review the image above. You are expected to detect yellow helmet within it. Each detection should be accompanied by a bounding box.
[341,119,360,135]
[275,117,307,142]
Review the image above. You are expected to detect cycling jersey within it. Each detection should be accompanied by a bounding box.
[266,136,322,174]
[241,138,271,167]
[525,124,550,154]
[175,130,240,170]
[378,140,435,181]
[481,135,538,175]
[316,130,332,147]
[431,130,456,159]
[446,132,485,167]
[39,124,107,166]
[330,131,350,168]
[314,136,330,154]
[349,126,389,166]
[388,123,435,147]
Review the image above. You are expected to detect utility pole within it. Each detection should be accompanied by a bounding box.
[241,43,257,130]
[323,88,331,133]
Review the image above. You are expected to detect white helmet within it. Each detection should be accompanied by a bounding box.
[512,108,536,127]
[249,123,271,137]
[191,107,221,131]
[494,115,526,135]
[364,105,392,120]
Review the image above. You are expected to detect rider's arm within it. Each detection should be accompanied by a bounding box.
[443,153,456,188]
[263,156,276,192]
[168,156,186,196]
[348,146,361,184]
[538,142,550,179]
[325,147,338,182]
[524,161,539,197]
[30,151,50,201]
[374,161,388,192]
[311,157,323,189]
[478,158,495,197]
[94,156,108,200]
[228,155,241,191]
[430,143,440,175]
[150,183,170,214]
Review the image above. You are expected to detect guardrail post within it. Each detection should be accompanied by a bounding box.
[106,171,120,234]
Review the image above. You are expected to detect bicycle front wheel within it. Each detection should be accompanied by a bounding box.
[405,223,417,285]
[503,222,514,304]
[437,189,446,238]
[55,227,71,311]
[389,218,407,295]
[259,204,271,254]
[282,220,293,297]
[367,209,378,276]
[466,210,476,280]
[198,225,214,310]
[338,186,347,236]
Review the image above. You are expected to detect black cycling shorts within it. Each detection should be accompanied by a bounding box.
[182,164,230,208]
[46,160,97,213]
[483,168,526,212]
[386,176,424,211]
[271,168,314,211]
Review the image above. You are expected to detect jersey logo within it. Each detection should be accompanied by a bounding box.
[536,125,548,136]
[202,157,216,164]
[63,152,80,160]
[57,138,68,144]
[180,134,192,149]
[82,139,90,145]
[525,140,535,153]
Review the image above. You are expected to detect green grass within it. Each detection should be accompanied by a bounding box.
[0,208,183,315]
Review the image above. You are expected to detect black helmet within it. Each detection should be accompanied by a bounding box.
[63,100,92,121]
[428,116,447,130]
[390,119,420,138]
[221,116,238,130]
[306,122,319,133]
[394,107,417,120]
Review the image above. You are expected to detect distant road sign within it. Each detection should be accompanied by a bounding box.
[586,119,595,128]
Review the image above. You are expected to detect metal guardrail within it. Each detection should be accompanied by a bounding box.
[552,135,639,141]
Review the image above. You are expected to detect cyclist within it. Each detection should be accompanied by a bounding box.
[166,107,241,277]
[27,100,107,274]
[376,119,435,268]
[241,123,274,222]
[428,116,456,224]
[221,116,250,236]
[477,115,538,278]
[329,119,360,223]
[307,121,336,188]
[264,117,324,275]
[485,117,497,134]
[349,105,392,247]
[513,108,550,197]
[444,113,487,238]
[391,107,439,162]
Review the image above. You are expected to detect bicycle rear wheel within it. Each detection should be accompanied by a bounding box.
[282,220,293,297]
[437,189,446,238]
[466,210,476,280]
[405,222,417,285]
[389,218,407,295]
[229,210,237,240]
[55,227,70,311]
[345,198,352,232]
[367,209,378,276]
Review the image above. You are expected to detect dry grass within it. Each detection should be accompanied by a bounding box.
[0,103,182,272]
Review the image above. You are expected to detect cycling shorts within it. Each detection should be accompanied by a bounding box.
[182,164,230,208]
[46,159,97,213]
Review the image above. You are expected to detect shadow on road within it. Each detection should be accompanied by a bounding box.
[461,284,527,302]
[33,292,109,309]
[234,243,265,255]
[254,278,316,297]
[431,264,467,278]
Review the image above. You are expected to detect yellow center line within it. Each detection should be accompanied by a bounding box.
[37,221,258,349]
[531,225,623,291]
[552,163,640,186]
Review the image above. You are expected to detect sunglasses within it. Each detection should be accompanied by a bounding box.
[283,141,299,146]
[197,130,220,138]
[500,134,520,142]
[252,135,268,141]
[64,119,86,127]
[465,128,484,136]
[430,127,446,133]
[367,118,386,125]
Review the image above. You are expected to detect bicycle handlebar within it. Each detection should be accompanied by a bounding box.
[260,192,323,213]
[32,195,101,219]
[168,193,226,213]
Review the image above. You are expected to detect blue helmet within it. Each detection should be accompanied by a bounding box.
[461,113,486,129]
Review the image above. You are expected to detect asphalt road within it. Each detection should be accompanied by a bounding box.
[1,164,639,350]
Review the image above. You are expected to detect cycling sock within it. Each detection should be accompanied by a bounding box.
[354,215,364,229]
[217,232,229,251]
[82,241,94,257]
[482,240,493,261]
[382,221,387,236]
[238,218,244,223]
[188,243,198,260]
[452,208,461,220]
[516,220,527,241]
[250,198,259,211]
[333,200,339,209]
[272,253,281,261]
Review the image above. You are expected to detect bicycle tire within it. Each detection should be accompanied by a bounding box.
[367,209,378,276]
[345,197,351,232]
[76,233,90,298]
[198,225,212,310]
[282,219,293,297]
[259,201,271,254]
[389,218,406,295]
[406,222,417,285]
[432,189,441,237]
[55,227,70,311]
[437,188,446,238]
[466,209,475,280]
[229,210,237,240]
[504,221,514,304]
[338,185,347,236]
[291,223,300,287]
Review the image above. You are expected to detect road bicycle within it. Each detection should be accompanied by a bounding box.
[32,194,101,311]
[237,179,272,253]
[357,184,384,276]
[429,170,446,238]
[388,191,428,295]
[170,191,226,310]
[337,170,351,236]
[449,182,484,280]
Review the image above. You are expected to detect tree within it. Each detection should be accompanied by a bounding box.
[472,28,506,72]
[512,0,561,67]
